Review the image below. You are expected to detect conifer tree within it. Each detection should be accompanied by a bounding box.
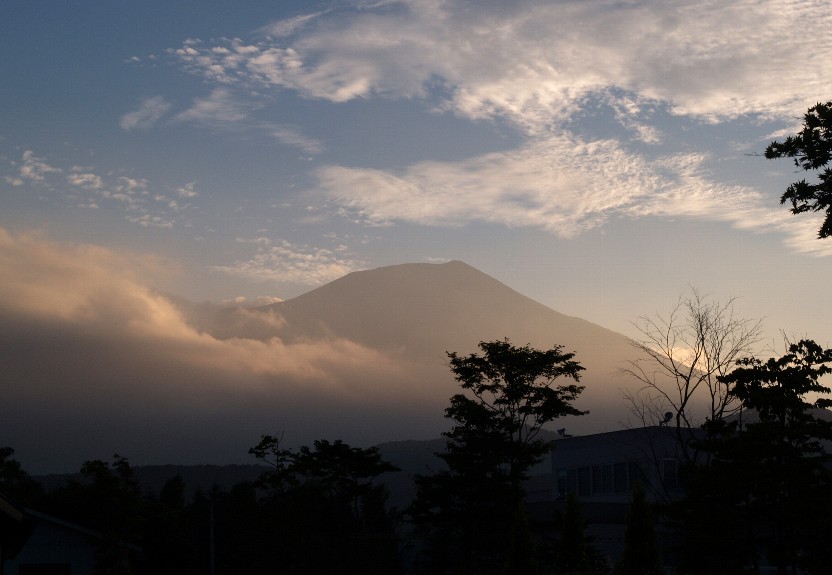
[615,482,662,575]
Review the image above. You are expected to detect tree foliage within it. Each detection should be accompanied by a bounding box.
[675,340,832,575]
[614,483,662,575]
[446,339,586,493]
[765,100,832,238]
[0,446,43,504]
[248,435,400,574]
[411,339,586,574]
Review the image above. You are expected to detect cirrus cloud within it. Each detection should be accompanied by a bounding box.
[172,0,832,129]
[314,133,832,256]
[120,96,172,131]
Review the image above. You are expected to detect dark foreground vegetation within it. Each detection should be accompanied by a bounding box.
[4,335,832,575]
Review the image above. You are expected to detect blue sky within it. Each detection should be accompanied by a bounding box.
[3,0,832,343]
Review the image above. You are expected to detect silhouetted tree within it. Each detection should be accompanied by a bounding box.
[555,492,587,574]
[43,455,145,574]
[503,503,538,575]
[614,483,662,575]
[248,432,296,495]
[765,100,832,238]
[0,446,43,505]
[553,493,607,575]
[446,339,587,495]
[621,288,762,464]
[249,436,400,575]
[675,340,832,575]
[411,339,586,574]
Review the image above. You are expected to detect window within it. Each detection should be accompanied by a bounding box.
[566,469,577,495]
[592,465,603,494]
[577,467,591,496]
[614,462,628,493]
[602,464,613,493]
[628,461,642,489]
[662,458,678,488]
[19,565,71,575]
[557,469,568,496]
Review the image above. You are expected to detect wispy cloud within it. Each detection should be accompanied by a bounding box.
[267,125,323,154]
[174,88,260,125]
[212,238,366,285]
[6,151,197,230]
[171,1,832,129]
[260,11,325,37]
[316,135,663,236]
[314,133,832,256]
[176,181,199,198]
[18,150,61,183]
[67,168,104,190]
[158,0,832,256]
[120,96,172,131]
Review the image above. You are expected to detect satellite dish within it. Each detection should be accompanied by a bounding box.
[660,412,673,425]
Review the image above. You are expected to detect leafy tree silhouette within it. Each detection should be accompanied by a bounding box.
[765,100,832,238]
[411,339,586,574]
[675,340,832,575]
[614,483,662,575]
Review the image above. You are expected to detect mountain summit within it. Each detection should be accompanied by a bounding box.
[268,260,632,368]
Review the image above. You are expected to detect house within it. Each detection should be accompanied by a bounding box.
[0,493,30,575]
[549,426,694,564]
[551,425,693,503]
[2,508,140,575]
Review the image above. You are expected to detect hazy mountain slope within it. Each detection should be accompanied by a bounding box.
[262,260,638,432]
[269,260,626,356]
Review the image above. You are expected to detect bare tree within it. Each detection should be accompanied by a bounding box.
[621,288,763,458]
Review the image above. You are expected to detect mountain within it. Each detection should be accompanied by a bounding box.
[2,259,642,475]
[266,260,624,354]
[261,260,638,433]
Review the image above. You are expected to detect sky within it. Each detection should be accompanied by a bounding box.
[3,0,832,471]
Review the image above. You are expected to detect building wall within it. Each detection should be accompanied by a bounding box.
[551,426,689,503]
[3,517,97,575]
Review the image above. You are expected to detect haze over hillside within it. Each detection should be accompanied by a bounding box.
[1,257,643,474]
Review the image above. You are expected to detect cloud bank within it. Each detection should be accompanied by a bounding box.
[0,230,442,473]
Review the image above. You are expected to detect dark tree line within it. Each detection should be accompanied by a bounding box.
[4,334,832,575]
[0,439,401,575]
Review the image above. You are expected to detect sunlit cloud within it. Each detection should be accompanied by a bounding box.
[67,170,104,190]
[268,125,323,154]
[3,151,197,230]
[316,135,668,236]
[18,150,61,183]
[120,96,172,131]
[157,0,832,257]
[211,238,366,285]
[315,133,832,256]
[176,181,199,198]
[175,88,260,125]
[0,229,425,469]
[172,1,832,128]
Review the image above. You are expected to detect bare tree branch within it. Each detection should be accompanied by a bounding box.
[620,288,763,459]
